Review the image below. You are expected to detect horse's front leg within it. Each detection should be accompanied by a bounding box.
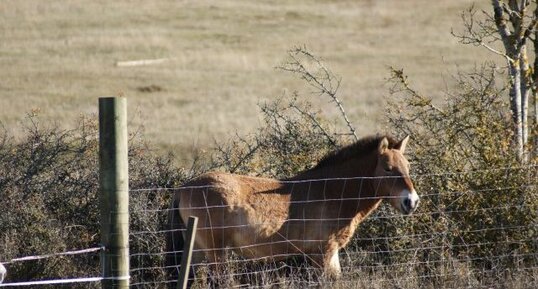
[306,248,342,282]
[321,249,341,280]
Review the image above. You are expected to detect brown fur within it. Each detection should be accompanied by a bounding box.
[168,135,418,282]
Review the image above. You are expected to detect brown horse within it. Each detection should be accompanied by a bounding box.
[167,135,419,285]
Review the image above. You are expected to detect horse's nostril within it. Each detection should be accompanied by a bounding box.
[403,198,411,209]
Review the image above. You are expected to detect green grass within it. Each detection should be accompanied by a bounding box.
[0,0,493,163]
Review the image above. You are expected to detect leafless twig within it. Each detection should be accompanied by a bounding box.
[278,46,358,140]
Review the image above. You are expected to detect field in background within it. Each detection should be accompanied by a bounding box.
[0,0,493,163]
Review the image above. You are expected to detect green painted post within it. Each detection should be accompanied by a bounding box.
[99,97,130,289]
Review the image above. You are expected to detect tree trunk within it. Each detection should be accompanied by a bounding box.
[520,47,531,161]
[509,60,525,161]
[533,8,538,158]
[492,0,534,162]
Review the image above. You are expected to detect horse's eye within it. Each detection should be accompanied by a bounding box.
[384,167,393,172]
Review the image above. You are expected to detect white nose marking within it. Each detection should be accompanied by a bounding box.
[401,189,419,212]
[409,189,419,207]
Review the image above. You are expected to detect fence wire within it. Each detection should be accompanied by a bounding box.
[0,248,103,288]
[129,167,538,288]
[1,167,535,288]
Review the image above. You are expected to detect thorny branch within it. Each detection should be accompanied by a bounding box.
[287,98,338,147]
[278,46,358,141]
[389,67,445,115]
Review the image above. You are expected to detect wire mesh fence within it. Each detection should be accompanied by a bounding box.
[1,167,535,288]
[129,167,538,289]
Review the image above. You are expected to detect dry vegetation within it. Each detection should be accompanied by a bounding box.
[3,1,536,288]
[0,0,492,161]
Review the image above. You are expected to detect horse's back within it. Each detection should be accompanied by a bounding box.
[178,172,283,207]
[177,172,291,257]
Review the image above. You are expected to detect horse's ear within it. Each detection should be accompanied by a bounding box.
[378,137,389,154]
[395,135,410,154]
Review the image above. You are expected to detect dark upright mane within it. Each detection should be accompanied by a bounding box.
[314,135,399,169]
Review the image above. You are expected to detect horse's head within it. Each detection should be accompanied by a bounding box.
[373,136,419,215]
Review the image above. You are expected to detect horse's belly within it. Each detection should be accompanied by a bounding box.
[230,231,290,262]
[226,213,291,261]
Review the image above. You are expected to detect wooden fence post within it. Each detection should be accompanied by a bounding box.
[177,216,198,289]
[99,97,130,289]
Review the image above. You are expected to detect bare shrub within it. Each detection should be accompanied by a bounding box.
[212,95,340,178]
[1,48,536,289]
[208,55,538,288]
[211,46,356,179]
[0,114,188,288]
[379,64,538,286]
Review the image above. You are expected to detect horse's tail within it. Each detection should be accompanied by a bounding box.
[166,193,185,289]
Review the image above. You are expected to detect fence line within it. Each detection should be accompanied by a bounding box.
[0,247,108,287]
[128,167,538,288]
[1,247,103,265]
[130,200,534,221]
[0,277,103,287]
[131,219,538,249]
[0,275,131,288]
[130,234,538,260]
[127,164,538,191]
[129,191,537,234]
[3,166,535,287]
[129,181,536,202]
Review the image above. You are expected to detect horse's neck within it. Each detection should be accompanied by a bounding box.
[294,152,377,179]
[287,153,382,226]
[347,198,383,225]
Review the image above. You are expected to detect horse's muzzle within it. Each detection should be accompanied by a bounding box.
[401,189,420,215]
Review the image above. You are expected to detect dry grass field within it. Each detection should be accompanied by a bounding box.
[0,0,493,161]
